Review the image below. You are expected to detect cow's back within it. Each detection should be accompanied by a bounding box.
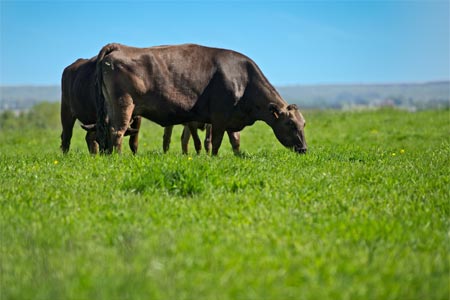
[99,44,254,125]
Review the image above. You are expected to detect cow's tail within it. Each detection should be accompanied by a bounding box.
[95,43,120,153]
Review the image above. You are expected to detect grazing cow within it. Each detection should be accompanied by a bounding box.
[60,56,141,154]
[95,43,307,155]
[163,123,240,154]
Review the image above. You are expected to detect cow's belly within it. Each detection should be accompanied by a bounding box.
[132,91,207,126]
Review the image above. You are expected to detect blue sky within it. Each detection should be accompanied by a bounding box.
[1,0,449,86]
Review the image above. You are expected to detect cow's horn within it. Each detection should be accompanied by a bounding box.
[124,128,139,136]
[80,124,96,132]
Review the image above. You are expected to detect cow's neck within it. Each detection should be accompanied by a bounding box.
[250,79,287,126]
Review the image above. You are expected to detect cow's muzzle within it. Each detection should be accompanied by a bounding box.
[294,145,307,154]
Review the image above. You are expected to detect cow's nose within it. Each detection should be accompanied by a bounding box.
[294,145,307,154]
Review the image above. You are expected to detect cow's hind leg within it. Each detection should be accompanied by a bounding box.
[129,116,141,154]
[204,124,212,154]
[211,125,225,156]
[110,94,135,154]
[60,104,76,154]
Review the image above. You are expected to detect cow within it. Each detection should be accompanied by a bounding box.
[163,123,240,155]
[94,43,307,155]
[60,56,141,154]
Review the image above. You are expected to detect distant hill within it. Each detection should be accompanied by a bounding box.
[1,81,449,111]
[278,81,450,110]
[0,85,60,111]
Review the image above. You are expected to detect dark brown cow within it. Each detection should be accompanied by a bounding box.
[60,56,141,154]
[95,43,307,155]
[163,123,240,154]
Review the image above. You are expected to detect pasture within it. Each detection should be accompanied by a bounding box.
[0,106,449,300]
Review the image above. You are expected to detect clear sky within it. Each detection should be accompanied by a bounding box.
[0,0,449,86]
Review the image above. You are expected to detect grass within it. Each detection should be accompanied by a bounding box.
[0,108,449,300]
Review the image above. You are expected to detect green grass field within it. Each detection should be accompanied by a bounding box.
[1,107,449,300]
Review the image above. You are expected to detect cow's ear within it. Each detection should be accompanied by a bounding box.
[81,124,96,132]
[124,128,139,136]
[287,104,298,111]
[268,103,281,119]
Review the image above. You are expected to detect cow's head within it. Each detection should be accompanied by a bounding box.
[268,103,307,154]
[80,123,138,154]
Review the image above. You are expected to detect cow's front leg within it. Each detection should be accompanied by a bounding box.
[85,131,99,154]
[128,116,141,154]
[227,131,240,155]
[188,123,202,154]
[163,126,174,153]
[181,125,191,154]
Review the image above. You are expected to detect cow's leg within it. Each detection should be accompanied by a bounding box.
[211,125,225,156]
[227,131,241,155]
[85,131,99,154]
[188,123,202,154]
[204,124,212,154]
[181,125,191,154]
[111,94,135,154]
[163,126,173,153]
[129,116,141,154]
[60,103,76,154]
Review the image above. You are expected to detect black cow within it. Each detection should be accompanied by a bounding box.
[94,43,306,155]
[60,56,141,154]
